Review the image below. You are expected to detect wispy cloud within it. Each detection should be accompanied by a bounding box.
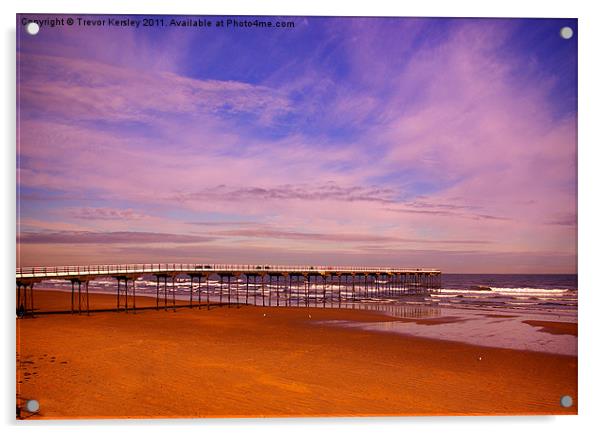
[174,183,398,204]
[18,231,216,244]
[213,227,491,246]
[188,221,260,227]
[69,207,150,221]
[18,53,292,126]
[385,207,511,221]
[544,213,577,227]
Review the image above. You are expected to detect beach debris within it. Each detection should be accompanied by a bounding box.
[308,314,312,319]
[478,356,483,361]
[263,313,267,317]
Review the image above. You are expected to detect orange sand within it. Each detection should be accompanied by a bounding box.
[17,290,577,419]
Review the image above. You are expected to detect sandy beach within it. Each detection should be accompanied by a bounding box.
[17,290,577,418]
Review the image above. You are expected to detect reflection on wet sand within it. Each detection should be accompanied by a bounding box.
[346,301,442,319]
[325,305,577,356]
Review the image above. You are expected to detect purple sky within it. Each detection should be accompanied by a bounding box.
[16,16,577,272]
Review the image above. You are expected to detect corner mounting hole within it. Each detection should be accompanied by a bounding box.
[26,22,40,36]
[560,26,573,40]
[25,399,40,412]
[560,395,573,408]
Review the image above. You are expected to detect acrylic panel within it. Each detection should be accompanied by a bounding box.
[16,14,577,419]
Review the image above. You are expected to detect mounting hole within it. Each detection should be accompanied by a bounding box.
[25,399,40,412]
[560,26,573,40]
[560,395,573,408]
[26,22,40,36]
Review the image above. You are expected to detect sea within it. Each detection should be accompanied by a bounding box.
[37,273,578,354]
[435,273,577,313]
[40,273,577,314]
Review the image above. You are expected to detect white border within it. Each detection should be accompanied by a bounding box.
[2,1,601,433]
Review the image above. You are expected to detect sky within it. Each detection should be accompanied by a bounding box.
[16,15,577,273]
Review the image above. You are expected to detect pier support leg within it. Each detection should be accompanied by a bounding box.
[234,275,239,306]
[306,277,310,307]
[376,277,379,299]
[23,285,27,315]
[30,284,35,317]
[219,275,223,305]
[227,275,231,306]
[363,275,366,298]
[317,276,321,307]
[156,276,159,310]
[124,279,128,314]
[86,281,90,315]
[16,284,21,315]
[207,275,210,310]
[163,277,167,310]
[172,276,176,311]
[190,276,193,308]
[234,276,238,306]
[71,281,75,314]
[303,276,307,307]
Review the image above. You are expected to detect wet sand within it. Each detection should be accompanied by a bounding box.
[17,290,577,418]
[395,316,469,326]
[523,320,578,337]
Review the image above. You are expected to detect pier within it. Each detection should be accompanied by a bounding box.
[16,263,442,316]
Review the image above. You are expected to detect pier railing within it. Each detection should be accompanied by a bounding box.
[16,263,441,279]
